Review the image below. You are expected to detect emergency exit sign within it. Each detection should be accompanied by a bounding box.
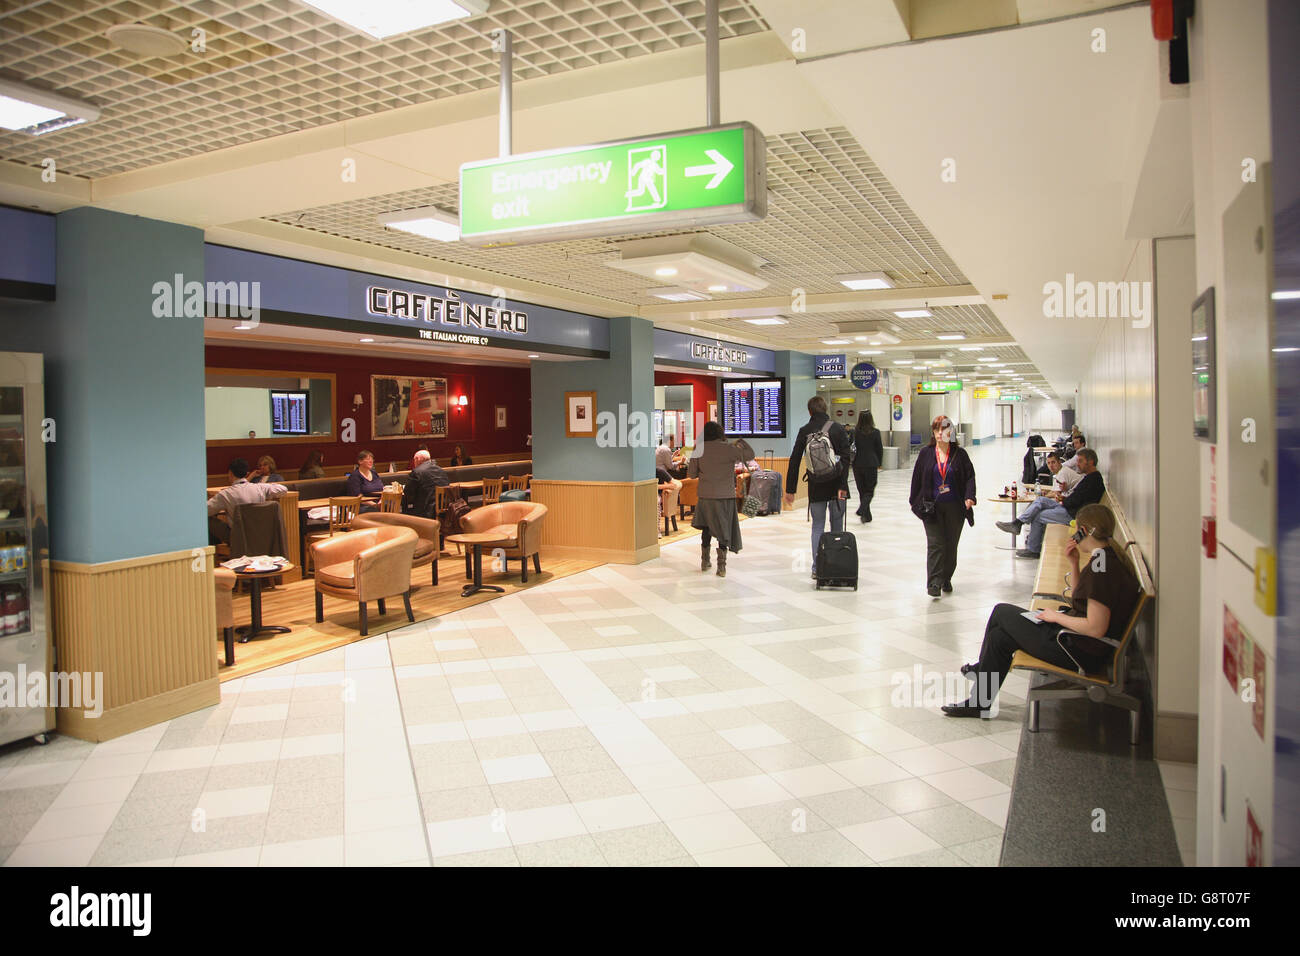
[459,122,767,246]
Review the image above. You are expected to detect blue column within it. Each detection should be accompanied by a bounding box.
[770,350,815,457]
[46,208,207,563]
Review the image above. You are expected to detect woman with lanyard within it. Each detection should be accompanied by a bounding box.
[908,415,977,597]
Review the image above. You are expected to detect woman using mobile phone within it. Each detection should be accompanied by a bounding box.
[942,504,1139,717]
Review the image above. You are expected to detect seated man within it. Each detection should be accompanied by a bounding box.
[1041,451,1082,492]
[655,439,674,472]
[996,448,1104,558]
[943,504,1139,717]
[207,457,288,546]
[1061,432,1087,467]
[404,449,450,518]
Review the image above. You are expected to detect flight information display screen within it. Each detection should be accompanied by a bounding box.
[722,378,785,437]
[270,390,310,435]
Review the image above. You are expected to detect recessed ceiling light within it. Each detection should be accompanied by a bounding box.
[894,309,932,318]
[894,360,913,365]
[821,339,850,345]
[836,272,894,291]
[377,206,459,241]
[105,23,187,56]
[1273,291,1300,300]
[979,357,998,363]
[654,267,678,277]
[936,333,965,341]
[744,317,788,326]
[300,0,490,40]
[707,284,728,292]
[647,287,710,302]
[959,346,984,352]
[359,337,375,343]
[0,78,101,135]
[858,350,883,355]
[234,324,254,331]
[528,354,540,358]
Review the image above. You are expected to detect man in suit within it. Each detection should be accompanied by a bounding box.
[403,450,450,518]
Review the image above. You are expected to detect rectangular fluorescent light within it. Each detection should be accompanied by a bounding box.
[894,309,932,318]
[300,0,490,39]
[858,350,883,355]
[744,317,788,326]
[1272,291,1300,300]
[893,360,912,365]
[979,357,998,362]
[958,346,984,352]
[936,333,965,341]
[821,339,850,345]
[836,272,894,291]
[647,287,711,302]
[378,206,460,241]
[0,78,100,135]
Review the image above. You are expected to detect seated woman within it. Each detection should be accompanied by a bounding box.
[344,449,385,511]
[248,455,284,483]
[298,449,326,480]
[448,443,473,467]
[942,504,1139,717]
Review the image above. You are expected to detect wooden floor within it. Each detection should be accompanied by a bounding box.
[218,549,600,681]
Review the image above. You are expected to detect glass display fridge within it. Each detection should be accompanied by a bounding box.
[0,352,52,747]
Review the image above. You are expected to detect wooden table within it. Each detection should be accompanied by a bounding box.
[451,480,483,494]
[231,562,295,643]
[444,532,510,597]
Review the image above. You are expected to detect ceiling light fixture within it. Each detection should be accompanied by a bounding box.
[936,333,965,341]
[606,235,768,293]
[300,0,490,40]
[958,346,984,352]
[867,332,901,346]
[377,206,460,241]
[836,272,894,291]
[105,23,187,56]
[894,309,932,319]
[528,354,540,358]
[858,350,883,355]
[744,317,788,326]
[821,339,850,345]
[707,284,728,292]
[0,78,101,135]
[648,287,710,302]
[359,337,375,343]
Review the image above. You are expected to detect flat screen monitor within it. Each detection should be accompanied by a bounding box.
[722,378,785,438]
[270,390,310,436]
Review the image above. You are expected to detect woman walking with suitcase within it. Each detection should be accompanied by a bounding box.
[688,420,745,576]
[909,415,977,597]
[852,411,884,523]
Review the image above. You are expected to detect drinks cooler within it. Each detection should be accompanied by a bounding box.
[0,352,53,747]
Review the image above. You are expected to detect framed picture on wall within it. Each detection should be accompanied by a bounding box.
[565,391,596,437]
[371,375,448,440]
[495,405,508,430]
[1192,287,1216,442]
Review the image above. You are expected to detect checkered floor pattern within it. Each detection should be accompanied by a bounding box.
[2,441,1054,866]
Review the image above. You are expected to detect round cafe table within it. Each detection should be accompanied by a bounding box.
[234,562,295,643]
[987,494,1041,552]
[444,533,511,597]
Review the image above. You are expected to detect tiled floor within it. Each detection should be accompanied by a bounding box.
[1158,760,1197,866]
[2,441,1058,867]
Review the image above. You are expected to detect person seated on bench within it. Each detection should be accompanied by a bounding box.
[943,504,1138,717]
[1061,432,1087,467]
[997,448,1104,558]
[1040,451,1082,492]
[404,450,450,518]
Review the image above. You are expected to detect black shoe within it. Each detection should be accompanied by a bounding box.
[927,586,941,597]
[1015,549,1041,559]
[960,662,978,679]
[942,581,953,593]
[995,520,1022,535]
[942,701,988,718]
[864,514,872,523]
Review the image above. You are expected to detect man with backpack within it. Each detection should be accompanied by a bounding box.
[783,395,852,576]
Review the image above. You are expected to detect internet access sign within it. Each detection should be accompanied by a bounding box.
[459,122,767,246]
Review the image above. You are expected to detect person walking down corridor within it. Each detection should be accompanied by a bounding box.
[909,415,976,597]
[688,420,745,577]
[783,396,851,576]
[852,411,884,523]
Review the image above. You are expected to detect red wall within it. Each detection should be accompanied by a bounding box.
[654,370,716,414]
[206,345,531,475]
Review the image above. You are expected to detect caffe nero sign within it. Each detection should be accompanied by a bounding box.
[366,285,530,345]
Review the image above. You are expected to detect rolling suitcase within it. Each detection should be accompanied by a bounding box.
[815,530,858,590]
[748,470,782,515]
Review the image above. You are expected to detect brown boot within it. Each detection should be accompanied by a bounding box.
[701,542,711,571]
[715,548,727,578]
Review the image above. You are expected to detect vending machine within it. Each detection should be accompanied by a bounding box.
[0,352,53,747]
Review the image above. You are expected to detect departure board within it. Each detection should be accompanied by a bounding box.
[270,390,309,435]
[722,379,785,437]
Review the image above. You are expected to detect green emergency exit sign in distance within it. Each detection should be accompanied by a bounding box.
[917,380,963,394]
[459,122,767,246]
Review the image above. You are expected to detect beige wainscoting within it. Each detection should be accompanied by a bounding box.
[531,479,660,564]
[49,547,220,741]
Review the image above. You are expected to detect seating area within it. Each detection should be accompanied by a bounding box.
[1011,491,1157,745]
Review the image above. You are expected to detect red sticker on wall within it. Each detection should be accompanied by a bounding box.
[1246,802,1262,867]
[1223,605,1241,692]
[1252,640,1266,741]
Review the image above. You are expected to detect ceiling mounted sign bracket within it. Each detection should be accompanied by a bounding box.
[492,28,513,157]
[706,0,720,127]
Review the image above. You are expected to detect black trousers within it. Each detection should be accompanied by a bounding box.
[853,466,878,519]
[966,603,1081,706]
[922,501,966,589]
[209,515,231,547]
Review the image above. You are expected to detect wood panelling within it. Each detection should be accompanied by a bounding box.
[50,548,220,742]
[205,453,531,487]
[532,479,660,563]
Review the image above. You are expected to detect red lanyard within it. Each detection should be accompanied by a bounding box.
[936,448,949,484]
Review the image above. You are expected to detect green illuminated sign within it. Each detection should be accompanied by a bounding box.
[916,380,963,394]
[459,122,766,246]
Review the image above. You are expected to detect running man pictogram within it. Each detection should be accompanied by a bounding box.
[625,145,668,211]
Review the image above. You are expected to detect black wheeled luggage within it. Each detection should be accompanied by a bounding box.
[815,531,858,590]
[748,470,783,515]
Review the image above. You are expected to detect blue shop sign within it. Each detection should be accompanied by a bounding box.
[815,354,846,379]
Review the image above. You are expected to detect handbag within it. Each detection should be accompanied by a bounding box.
[741,495,761,517]
[913,499,936,520]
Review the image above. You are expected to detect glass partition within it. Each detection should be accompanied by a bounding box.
[205,368,336,444]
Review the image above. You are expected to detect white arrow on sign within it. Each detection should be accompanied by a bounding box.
[684,149,734,189]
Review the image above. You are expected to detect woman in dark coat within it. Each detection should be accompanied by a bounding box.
[909,415,977,597]
[687,420,745,577]
[852,411,884,523]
